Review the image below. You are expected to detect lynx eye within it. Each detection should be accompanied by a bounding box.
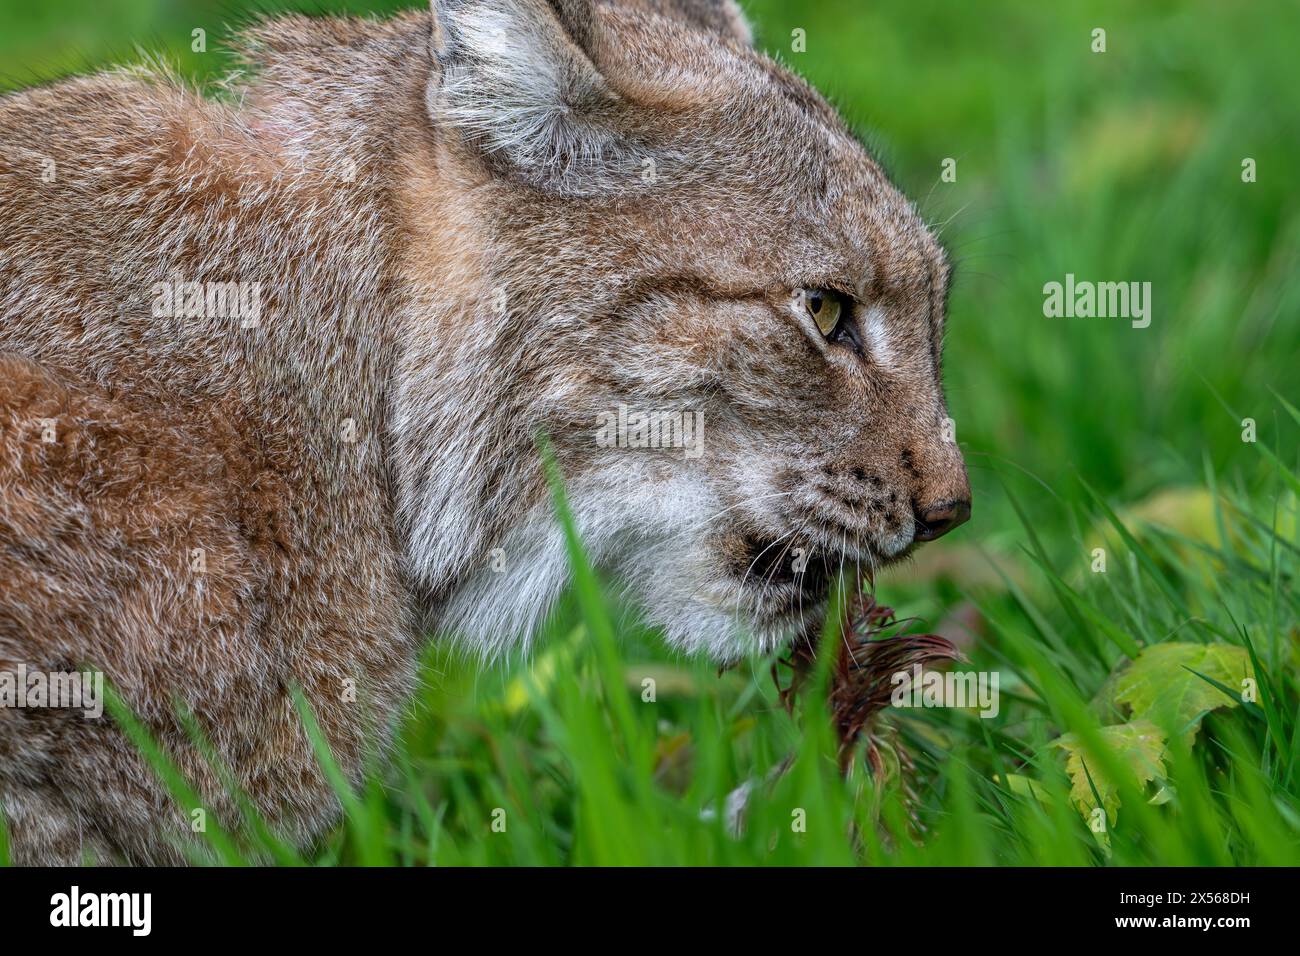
[799,288,846,338]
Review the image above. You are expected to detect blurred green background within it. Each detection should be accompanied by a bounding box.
[2,0,1297,865]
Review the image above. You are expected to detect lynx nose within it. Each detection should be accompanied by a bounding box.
[912,498,971,542]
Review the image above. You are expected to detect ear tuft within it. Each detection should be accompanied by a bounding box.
[429,0,638,194]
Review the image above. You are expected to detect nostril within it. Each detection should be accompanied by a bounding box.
[912,499,972,542]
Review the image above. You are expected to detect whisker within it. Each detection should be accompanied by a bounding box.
[728,526,798,637]
[661,490,796,547]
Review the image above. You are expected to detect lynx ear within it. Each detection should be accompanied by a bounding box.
[630,0,753,45]
[428,0,634,194]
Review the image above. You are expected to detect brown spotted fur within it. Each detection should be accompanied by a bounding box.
[0,0,968,863]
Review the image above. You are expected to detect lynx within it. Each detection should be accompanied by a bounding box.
[0,0,970,863]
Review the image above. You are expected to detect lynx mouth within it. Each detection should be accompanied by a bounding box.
[734,534,848,599]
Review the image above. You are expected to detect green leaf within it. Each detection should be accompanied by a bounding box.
[995,773,1053,806]
[1111,642,1255,742]
[1054,721,1168,824]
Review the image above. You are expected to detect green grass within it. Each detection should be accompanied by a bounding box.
[100,433,1300,866]
[2,0,1298,866]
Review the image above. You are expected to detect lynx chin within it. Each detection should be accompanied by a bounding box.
[0,0,970,863]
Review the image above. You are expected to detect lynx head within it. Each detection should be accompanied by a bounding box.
[395,0,970,661]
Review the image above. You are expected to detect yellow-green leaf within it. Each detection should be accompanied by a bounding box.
[1054,721,1168,825]
[1112,642,1254,742]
